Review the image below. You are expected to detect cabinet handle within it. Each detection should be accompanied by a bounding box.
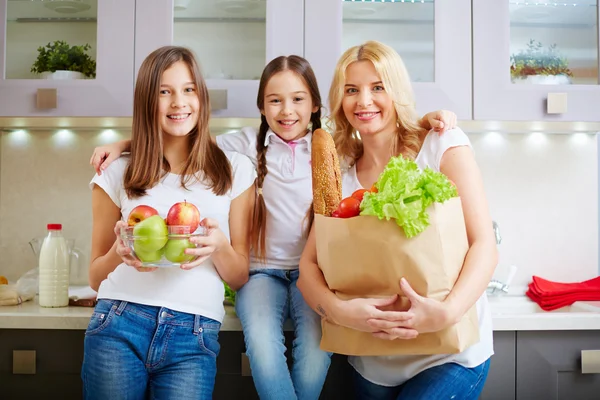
[547,92,567,114]
[581,350,600,374]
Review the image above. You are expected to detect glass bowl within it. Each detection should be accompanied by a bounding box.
[120,225,206,267]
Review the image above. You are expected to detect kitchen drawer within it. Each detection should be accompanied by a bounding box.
[0,329,84,375]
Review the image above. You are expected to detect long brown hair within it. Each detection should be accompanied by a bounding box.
[252,55,323,261]
[124,46,232,197]
[329,41,427,165]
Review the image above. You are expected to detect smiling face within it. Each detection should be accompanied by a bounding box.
[342,60,397,138]
[158,60,200,138]
[261,70,319,142]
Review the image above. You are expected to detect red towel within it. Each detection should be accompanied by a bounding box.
[526,276,600,311]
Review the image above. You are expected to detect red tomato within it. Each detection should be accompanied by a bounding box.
[351,189,369,203]
[334,197,361,218]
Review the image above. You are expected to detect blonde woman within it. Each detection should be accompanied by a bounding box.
[298,41,497,399]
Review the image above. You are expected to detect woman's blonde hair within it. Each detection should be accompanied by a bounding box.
[329,40,427,164]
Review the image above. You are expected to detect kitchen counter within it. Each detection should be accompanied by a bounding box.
[1,295,600,331]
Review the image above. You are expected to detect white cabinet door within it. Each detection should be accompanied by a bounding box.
[135,0,304,118]
[304,0,472,119]
[473,0,600,121]
[0,0,135,117]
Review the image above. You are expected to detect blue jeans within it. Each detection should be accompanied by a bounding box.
[353,359,491,400]
[235,268,332,400]
[81,299,221,400]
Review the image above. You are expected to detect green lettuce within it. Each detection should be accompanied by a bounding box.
[360,155,458,238]
[223,281,236,305]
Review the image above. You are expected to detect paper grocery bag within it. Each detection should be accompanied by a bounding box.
[315,197,479,356]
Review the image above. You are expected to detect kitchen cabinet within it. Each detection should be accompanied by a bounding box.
[480,332,517,400]
[0,0,135,117]
[304,0,473,119]
[134,0,305,118]
[516,331,600,400]
[473,0,600,122]
[3,327,600,399]
[0,329,85,399]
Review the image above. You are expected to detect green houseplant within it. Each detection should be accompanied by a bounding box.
[510,39,572,84]
[30,40,96,79]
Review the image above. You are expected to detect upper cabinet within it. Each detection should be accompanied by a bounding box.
[0,0,135,117]
[134,0,305,118]
[473,0,600,121]
[2,0,598,122]
[304,0,473,119]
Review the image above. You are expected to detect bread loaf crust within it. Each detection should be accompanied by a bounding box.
[312,129,342,216]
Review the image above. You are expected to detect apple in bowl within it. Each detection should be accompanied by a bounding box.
[166,201,200,234]
[128,205,159,226]
[121,222,205,267]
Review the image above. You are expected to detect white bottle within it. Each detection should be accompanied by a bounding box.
[38,224,70,307]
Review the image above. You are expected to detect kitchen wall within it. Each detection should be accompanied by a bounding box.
[0,128,597,292]
[0,129,125,282]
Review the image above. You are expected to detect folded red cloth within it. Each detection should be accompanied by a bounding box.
[526,284,600,311]
[530,275,600,296]
[526,276,600,311]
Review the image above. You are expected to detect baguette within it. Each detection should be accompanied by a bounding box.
[311,129,342,216]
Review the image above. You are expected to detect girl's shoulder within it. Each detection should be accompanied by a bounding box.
[99,155,129,179]
[222,150,256,199]
[417,127,471,171]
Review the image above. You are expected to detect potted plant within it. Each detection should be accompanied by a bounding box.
[30,40,96,80]
[510,39,572,85]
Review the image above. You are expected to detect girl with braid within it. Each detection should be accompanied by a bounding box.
[90,54,457,400]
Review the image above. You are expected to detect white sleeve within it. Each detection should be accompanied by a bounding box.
[89,158,127,208]
[227,152,257,200]
[216,127,258,166]
[433,127,472,171]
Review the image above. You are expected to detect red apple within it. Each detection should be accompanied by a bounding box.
[166,201,200,233]
[127,205,159,226]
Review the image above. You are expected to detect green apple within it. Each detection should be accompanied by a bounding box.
[134,243,164,263]
[133,215,168,252]
[163,238,196,263]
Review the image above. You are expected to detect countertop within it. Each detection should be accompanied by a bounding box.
[2,294,600,331]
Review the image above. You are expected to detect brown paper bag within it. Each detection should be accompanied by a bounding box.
[315,197,479,356]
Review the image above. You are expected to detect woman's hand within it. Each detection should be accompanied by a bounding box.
[180,218,229,270]
[333,294,419,339]
[113,221,157,272]
[90,140,130,175]
[421,110,458,134]
[367,278,458,340]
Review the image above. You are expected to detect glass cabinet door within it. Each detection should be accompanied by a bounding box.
[0,0,136,117]
[305,0,472,119]
[474,0,600,121]
[135,0,304,118]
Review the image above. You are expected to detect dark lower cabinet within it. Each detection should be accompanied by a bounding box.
[2,329,600,399]
[516,331,600,400]
[480,331,517,400]
[0,329,85,400]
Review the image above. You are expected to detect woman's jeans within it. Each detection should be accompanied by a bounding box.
[353,358,491,400]
[235,268,332,400]
[81,299,221,400]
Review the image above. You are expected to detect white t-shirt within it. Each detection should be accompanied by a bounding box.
[90,151,255,323]
[342,128,494,387]
[217,127,313,270]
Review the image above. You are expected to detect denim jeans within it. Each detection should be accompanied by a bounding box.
[81,299,221,400]
[353,359,491,400]
[235,268,332,400]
